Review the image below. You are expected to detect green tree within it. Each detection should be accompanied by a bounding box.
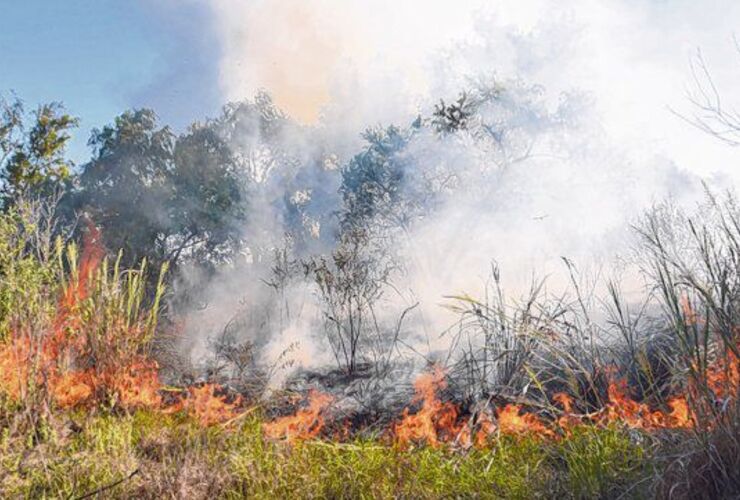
[340,125,415,231]
[1,98,78,205]
[168,122,246,267]
[76,109,174,269]
[75,108,248,274]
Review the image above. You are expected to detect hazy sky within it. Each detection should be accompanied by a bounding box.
[2,0,740,178]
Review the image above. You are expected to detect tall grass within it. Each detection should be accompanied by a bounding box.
[0,198,167,434]
[3,191,740,498]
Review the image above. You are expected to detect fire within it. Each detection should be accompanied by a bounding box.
[706,346,740,401]
[108,359,163,410]
[497,404,553,436]
[1,224,735,447]
[597,375,693,429]
[0,336,32,402]
[389,365,702,450]
[665,397,691,428]
[393,367,559,448]
[181,384,242,427]
[0,226,165,413]
[393,367,464,448]
[263,390,334,442]
[0,225,105,407]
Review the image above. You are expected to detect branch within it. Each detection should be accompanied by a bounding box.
[71,468,139,500]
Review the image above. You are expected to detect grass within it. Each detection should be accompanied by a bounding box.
[0,409,653,499]
[2,194,740,498]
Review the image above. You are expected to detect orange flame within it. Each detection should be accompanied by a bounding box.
[263,390,334,442]
[180,384,242,426]
[2,224,737,445]
[0,225,168,413]
[497,404,553,436]
[393,367,465,448]
[706,347,740,401]
[597,373,694,430]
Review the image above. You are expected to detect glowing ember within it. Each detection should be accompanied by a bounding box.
[263,390,334,442]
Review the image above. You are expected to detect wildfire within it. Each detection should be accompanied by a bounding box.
[600,376,693,429]
[181,384,242,426]
[393,366,464,448]
[706,347,740,401]
[497,404,553,436]
[388,364,705,449]
[392,367,555,448]
[263,390,334,442]
[0,225,105,407]
[0,225,244,427]
[2,225,737,449]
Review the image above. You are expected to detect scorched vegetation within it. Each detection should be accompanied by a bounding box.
[1,84,739,499]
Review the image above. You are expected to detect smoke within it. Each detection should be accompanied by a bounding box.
[174,0,740,381]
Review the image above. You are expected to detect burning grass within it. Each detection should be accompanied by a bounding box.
[0,408,652,499]
[2,197,740,498]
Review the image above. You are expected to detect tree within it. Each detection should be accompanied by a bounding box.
[168,122,246,267]
[75,109,175,269]
[677,47,740,147]
[74,108,249,275]
[340,125,415,232]
[1,98,78,206]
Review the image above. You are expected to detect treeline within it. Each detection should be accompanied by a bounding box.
[1,80,570,301]
[1,93,316,276]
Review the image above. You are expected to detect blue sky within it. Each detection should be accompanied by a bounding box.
[0,0,221,163]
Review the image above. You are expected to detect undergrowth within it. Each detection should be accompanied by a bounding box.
[0,409,652,499]
[1,194,740,499]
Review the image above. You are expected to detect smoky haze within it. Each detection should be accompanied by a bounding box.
[172,0,740,387]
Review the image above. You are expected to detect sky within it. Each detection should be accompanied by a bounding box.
[1,0,740,178]
[0,0,221,163]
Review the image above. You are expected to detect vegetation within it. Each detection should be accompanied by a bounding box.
[1,82,739,498]
[1,410,653,499]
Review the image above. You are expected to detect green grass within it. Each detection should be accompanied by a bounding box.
[0,409,653,499]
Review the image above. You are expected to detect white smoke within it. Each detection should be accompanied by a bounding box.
[175,0,740,379]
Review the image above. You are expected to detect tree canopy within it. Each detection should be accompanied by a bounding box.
[0,98,78,205]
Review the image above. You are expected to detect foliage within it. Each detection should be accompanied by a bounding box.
[340,125,414,231]
[0,97,78,205]
[74,107,248,274]
[0,198,166,422]
[74,109,175,272]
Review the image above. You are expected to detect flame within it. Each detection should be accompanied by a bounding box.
[2,224,737,446]
[108,359,163,410]
[598,373,695,429]
[0,225,104,406]
[706,347,740,401]
[180,384,242,426]
[0,225,166,414]
[665,397,691,428]
[497,404,553,436]
[393,367,466,448]
[263,390,334,442]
